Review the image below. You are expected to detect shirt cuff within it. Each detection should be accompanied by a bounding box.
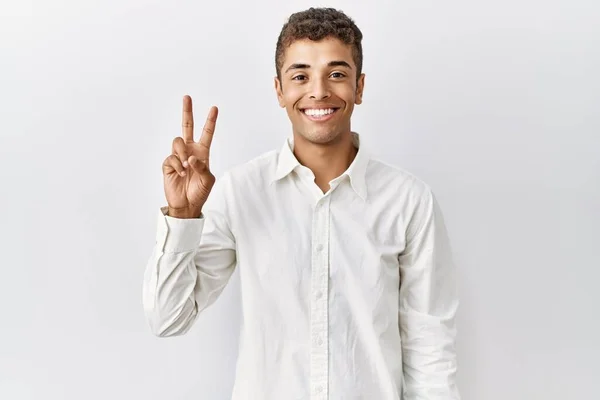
[155,206,205,253]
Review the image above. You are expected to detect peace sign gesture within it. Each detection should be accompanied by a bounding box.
[162,95,218,218]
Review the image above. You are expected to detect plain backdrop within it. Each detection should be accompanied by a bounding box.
[1,0,598,399]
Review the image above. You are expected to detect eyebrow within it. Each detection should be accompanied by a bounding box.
[285,60,352,74]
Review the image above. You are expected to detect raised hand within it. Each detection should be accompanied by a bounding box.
[162,95,218,218]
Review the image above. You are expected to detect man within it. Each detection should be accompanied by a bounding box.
[143,7,460,400]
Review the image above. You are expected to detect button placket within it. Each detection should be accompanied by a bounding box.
[309,194,331,400]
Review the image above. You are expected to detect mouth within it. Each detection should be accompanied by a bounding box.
[300,107,340,122]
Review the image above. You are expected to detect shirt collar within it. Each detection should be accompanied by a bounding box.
[271,132,370,201]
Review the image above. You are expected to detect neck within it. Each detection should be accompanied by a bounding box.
[292,131,358,193]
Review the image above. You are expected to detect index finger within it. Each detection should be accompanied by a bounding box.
[182,95,194,143]
[199,106,218,150]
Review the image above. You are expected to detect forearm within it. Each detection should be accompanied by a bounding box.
[142,207,237,337]
[143,245,200,337]
[400,307,460,399]
[142,209,206,336]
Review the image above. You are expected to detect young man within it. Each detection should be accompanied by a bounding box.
[143,7,460,400]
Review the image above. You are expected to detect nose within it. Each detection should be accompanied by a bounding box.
[309,77,331,100]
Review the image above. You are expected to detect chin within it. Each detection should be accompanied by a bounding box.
[298,129,341,144]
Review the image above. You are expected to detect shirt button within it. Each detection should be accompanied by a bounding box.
[316,385,323,393]
[315,291,323,299]
[316,244,324,252]
[317,338,324,346]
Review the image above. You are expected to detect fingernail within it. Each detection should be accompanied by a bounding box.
[180,171,186,176]
[183,161,189,168]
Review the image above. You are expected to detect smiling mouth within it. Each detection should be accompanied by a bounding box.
[300,107,340,121]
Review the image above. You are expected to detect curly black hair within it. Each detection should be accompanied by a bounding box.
[275,7,363,82]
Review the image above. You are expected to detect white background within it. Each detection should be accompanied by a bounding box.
[1,0,598,399]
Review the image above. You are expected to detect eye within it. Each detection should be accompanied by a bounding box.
[292,74,307,81]
[331,72,345,78]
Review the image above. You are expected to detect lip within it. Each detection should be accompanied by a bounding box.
[300,107,340,122]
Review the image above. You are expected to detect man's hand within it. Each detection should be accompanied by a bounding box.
[162,95,218,218]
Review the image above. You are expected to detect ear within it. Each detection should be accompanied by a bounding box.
[274,77,286,108]
[355,73,365,105]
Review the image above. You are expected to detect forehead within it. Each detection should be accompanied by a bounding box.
[282,37,354,70]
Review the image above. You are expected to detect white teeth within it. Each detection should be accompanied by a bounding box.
[304,108,335,116]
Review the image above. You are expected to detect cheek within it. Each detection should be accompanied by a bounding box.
[282,91,303,113]
[336,85,358,104]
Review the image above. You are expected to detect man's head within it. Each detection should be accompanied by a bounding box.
[274,8,365,145]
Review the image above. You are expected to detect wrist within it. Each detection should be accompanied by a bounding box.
[167,206,202,219]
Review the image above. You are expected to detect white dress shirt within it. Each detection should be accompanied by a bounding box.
[143,132,460,400]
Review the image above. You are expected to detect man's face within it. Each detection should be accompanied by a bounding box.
[275,36,365,145]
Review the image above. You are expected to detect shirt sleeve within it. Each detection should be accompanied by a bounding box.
[142,172,237,337]
[398,187,461,399]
